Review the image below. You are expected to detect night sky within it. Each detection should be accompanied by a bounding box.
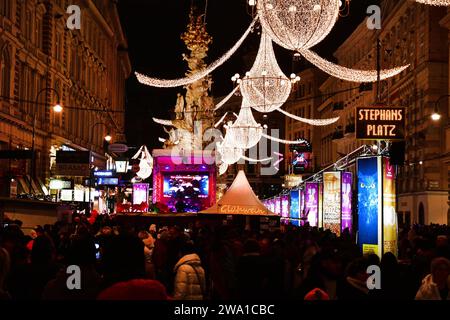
[118,0,380,150]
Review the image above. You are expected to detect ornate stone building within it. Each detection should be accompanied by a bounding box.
[0,0,131,196]
[286,1,449,225]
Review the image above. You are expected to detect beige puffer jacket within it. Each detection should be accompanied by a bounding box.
[173,254,206,300]
[415,274,450,300]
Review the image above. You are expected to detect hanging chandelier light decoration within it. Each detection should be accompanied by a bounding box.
[257,0,409,83]
[257,0,340,51]
[132,145,154,180]
[277,108,340,126]
[227,100,264,149]
[135,16,258,88]
[412,0,450,5]
[239,30,299,113]
[217,127,244,165]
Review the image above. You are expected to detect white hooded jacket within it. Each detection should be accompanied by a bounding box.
[173,254,206,300]
[415,274,450,300]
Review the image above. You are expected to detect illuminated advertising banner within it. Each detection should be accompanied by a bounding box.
[268,199,275,213]
[357,157,382,257]
[274,197,281,215]
[305,183,319,227]
[356,106,405,140]
[323,172,342,236]
[290,190,300,220]
[281,195,289,218]
[318,183,323,228]
[133,183,149,205]
[383,157,398,257]
[341,172,353,233]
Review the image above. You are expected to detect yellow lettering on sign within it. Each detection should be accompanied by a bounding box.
[220,205,266,215]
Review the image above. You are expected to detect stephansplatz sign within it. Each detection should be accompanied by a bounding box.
[356,106,405,140]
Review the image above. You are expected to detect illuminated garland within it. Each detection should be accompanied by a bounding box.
[153,118,174,126]
[214,86,240,111]
[277,108,340,126]
[261,132,306,144]
[412,0,450,5]
[214,112,230,128]
[300,48,409,82]
[240,155,273,163]
[136,16,258,88]
[256,1,408,83]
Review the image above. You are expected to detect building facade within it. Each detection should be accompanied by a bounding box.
[286,1,450,225]
[284,68,327,174]
[0,0,131,196]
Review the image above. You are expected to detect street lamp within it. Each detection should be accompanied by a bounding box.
[104,133,112,142]
[431,95,449,121]
[30,88,62,195]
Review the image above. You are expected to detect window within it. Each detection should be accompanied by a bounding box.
[0,0,10,18]
[0,48,11,97]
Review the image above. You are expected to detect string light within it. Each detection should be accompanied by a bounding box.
[239,31,297,113]
[214,112,230,128]
[257,0,340,51]
[257,1,407,83]
[135,17,257,88]
[412,0,450,5]
[214,86,240,111]
[227,100,263,149]
[153,118,174,126]
[277,108,340,126]
[261,132,306,144]
[240,155,273,162]
[300,48,409,82]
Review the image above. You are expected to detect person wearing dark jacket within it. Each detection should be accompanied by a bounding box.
[338,257,372,300]
[42,234,101,300]
[295,249,342,300]
[235,239,268,300]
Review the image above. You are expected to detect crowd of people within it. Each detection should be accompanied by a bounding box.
[0,214,449,300]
